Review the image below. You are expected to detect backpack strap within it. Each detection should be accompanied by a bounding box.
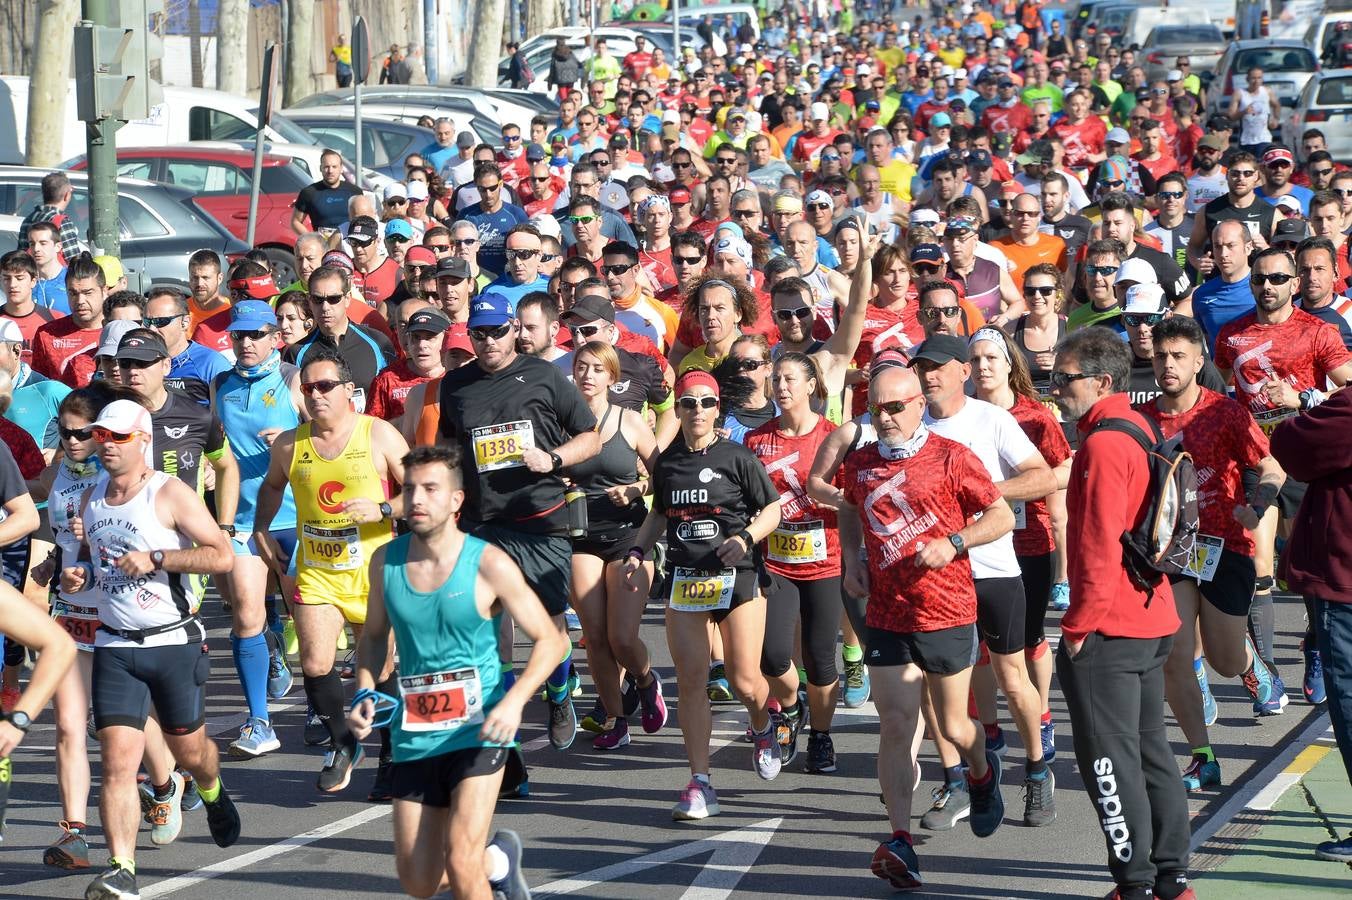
[1090,416,1158,452]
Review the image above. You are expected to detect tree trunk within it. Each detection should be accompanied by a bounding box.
[465,0,505,88]
[216,0,248,95]
[527,0,561,37]
[189,1,204,87]
[25,0,78,167]
[284,0,314,105]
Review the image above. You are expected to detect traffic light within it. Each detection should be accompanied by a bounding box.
[74,0,165,123]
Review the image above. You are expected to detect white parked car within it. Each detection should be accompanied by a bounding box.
[1283,69,1352,164]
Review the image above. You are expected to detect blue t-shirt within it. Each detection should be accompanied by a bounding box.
[213,354,299,533]
[1257,185,1315,216]
[1192,274,1256,354]
[420,142,458,175]
[9,366,69,453]
[168,340,231,407]
[461,202,528,278]
[33,271,69,315]
[479,274,551,313]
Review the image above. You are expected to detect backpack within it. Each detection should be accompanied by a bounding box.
[1092,416,1199,596]
[518,55,535,86]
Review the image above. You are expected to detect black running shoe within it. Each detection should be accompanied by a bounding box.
[203,784,242,848]
[318,736,365,793]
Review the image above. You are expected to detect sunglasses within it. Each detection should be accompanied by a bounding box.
[1123,313,1164,327]
[673,162,694,169]
[808,202,832,211]
[1086,265,1119,277]
[736,357,769,372]
[821,154,841,162]
[1312,168,1335,178]
[716,157,737,164]
[452,238,479,247]
[1101,180,1125,190]
[1251,272,1295,286]
[1048,371,1101,389]
[503,134,521,142]
[1158,191,1186,201]
[427,243,452,252]
[531,176,551,183]
[571,323,605,339]
[602,263,635,276]
[505,248,539,261]
[539,252,558,263]
[479,183,502,192]
[117,358,159,370]
[775,306,812,321]
[1023,285,1056,297]
[311,293,346,305]
[677,395,719,410]
[59,425,94,441]
[144,314,184,328]
[921,306,961,320]
[869,395,923,417]
[1229,169,1258,178]
[1012,209,1040,217]
[674,255,703,265]
[300,379,349,396]
[733,209,758,219]
[230,329,274,342]
[569,214,599,224]
[386,235,411,244]
[1335,188,1352,197]
[93,428,138,444]
[469,323,513,341]
[385,197,407,205]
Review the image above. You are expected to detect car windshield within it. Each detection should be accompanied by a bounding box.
[253,110,319,146]
[1316,76,1352,105]
[1235,47,1317,72]
[1150,26,1223,43]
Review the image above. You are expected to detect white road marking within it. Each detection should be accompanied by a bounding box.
[534,817,783,898]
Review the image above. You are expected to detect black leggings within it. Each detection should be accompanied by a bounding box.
[1019,552,1055,649]
[761,572,844,687]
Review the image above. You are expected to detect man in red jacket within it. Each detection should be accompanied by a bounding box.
[1272,388,1352,863]
[1049,327,1194,900]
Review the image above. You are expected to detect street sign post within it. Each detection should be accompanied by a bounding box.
[247,43,277,248]
[352,16,370,184]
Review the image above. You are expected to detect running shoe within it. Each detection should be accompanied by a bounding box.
[1316,833,1352,862]
[1022,769,1056,827]
[1050,581,1070,611]
[488,829,530,900]
[0,685,18,714]
[968,750,1005,838]
[1303,640,1327,705]
[43,821,90,870]
[621,673,640,717]
[180,771,202,811]
[304,705,329,746]
[578,701,608,735]
[1197,662,1218,727]
[1242,658,1280,715]
[266,643,293,700]
[919,782,971,831]
[367,756,394,802]
[1040,719,1057,763]
[870,835,924,891]
[318,737,365,793]
[146,770,185,845]
[843,657,871,708]
[776,703,804,767]
[283,617,299,657]
[564,607,581,631]
[706,662,733,702]
[1181,754,1222,791]
[1256,670,1290,717]
[593,717,630,751]
[338,648,356,679]
[985,726,1007,757]
[638,670,668,734]
[228,717,281,759]
[203,782,241,848]
[548,694,577,750]
[752,719,782,781]
[85,862,137,900]
[672,777,720,821]
[804,731,837,774]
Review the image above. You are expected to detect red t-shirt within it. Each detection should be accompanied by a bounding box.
[744,415,840,580]
[366,359,433,422]
[1053,117,1107,171]
[849,298,925,418]
[495,152,531,189]
[843,435,1002,634]
[192,308,234,357]
[622,50,654,78]
[1137,388,1268,557]
[1134,151,1179,183]
[31,317,100,384]
[62,353,97,388]
[980,102,1033,136]
[2,305,59,364]
[360,258,401,307]
[639,246,677,292]
[1008,393,1072,556]
[793,129,845,166]
[1214,309,1352,433]
[0,416,43,479]
[675,289,779,350]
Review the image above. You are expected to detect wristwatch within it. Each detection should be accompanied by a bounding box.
[948,533,967,555]
[549,451,564,472]
[7,710,30,732]
[379,501,394,520]
[219,523,237,537]
[151,550,165,571]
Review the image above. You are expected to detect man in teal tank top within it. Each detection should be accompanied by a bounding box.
[349,445,566,900]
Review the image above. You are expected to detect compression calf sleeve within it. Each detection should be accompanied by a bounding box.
[304,668,347,746]
[231,632,271,722]
[1248,587,1276,670]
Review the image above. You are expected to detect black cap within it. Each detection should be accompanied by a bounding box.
[1207,114,1234,131]
[435,256,473,279]
[405,307,451,334]
[908,334,970,366]
[525,142,546,162]
[347,216,380,246]
[1273,218,1311,244]
[561,294,616,324]
[116,330,169,362]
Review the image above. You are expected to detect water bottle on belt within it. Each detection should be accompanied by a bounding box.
[565,485,589,538]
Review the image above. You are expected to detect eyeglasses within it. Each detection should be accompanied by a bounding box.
[775,306,812,321]
[300,379,350,396]
[733,209,758,219]
[1230,169,1258,179]
[468,323,513,341]
[384,197,407,205]
[736,357,769,372]
[1011,208,1040,218]
[1123,313,1165,327]
[602,263,635,276]
[674,254,703,265]
[1251,272,1296,286]
[921,306,961,320]
[1086,265,1119,277]
[230,329,274,342]
[92,428,138,444]
[505,248,539,261]
[1158,191,1185,201]
[539,252,558,263]
[677,395,719,410]
[1048,371,1102,389]
[1312,168,1335,178]
[1023,285,1056,297]
[571,323,604,339]
[59,425,93,441]
[452,238,479,247]
[311,293,346,305]
[117,358,159,370]
[144,314,184,328]
[1151,88,1168,96]
[868,395,923,417]
[569,214,599,224]
[427,243,452,252]
[503,134,521,142]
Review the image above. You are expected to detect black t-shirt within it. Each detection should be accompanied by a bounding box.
[438,353,597,533]
[1201,194,1278,248]
[1127,351,1229,406]
[1129,243,1193,307]
[294,180,363,230]
[1042,214,1092,258]
[556,346,670,412]
[653,436,778,572]
[0,441,27,507]
[283,322,396,401]
[150,388,226,492]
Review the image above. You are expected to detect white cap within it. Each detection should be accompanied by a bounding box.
[910,207,941,226]
[745,110,763,131]
[955,68,968,80]
[991,36,1005,47]
[1122,283,1166,314]
[1275,194,1302,212]
[942,65,954,78]
[406,180,429,200]
[0,319,21,345]
[1114,257,1160,286]
[900,21,911,32]
[739,43,753,53]
[91,399,152,436]
[810,101,830,121]
[858,64,872,77]
[96,320,140,359]
[528,213,562,240]
[1167,69,1184,82]
[662,109,681,125]
[383,182,407,201]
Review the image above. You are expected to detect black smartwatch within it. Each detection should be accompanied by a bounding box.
[948,533,967,555]
[549,451,564,472]
[379,501,394,520]
[7,710,30,732]
[219,523,237,537]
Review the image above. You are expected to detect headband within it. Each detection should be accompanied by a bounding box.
[228,273,277,299]
[968,327,1011,364]
[675,369,720,400]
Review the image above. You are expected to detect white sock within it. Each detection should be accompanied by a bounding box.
[485,844,510,884]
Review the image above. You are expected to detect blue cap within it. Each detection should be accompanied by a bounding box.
[930,112,952,128]
[384,218,414,240]
[467,294,512,328]
[229,299,278,331]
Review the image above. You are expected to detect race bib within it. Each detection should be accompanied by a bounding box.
[1012,501,1027,530]
[669,566,735,612]
[1253,406,1296,437]
[301,523,362,571]
[399,667,484,732]
[472,420,535,473]
[52,599,99,652]
[1186,534,1224,583]
[766,520,827,565]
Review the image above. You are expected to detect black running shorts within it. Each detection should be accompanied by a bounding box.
[390,745,509,807]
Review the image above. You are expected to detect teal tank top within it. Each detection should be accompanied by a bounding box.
[383,532,503,762]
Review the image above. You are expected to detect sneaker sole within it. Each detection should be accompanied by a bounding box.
[592,734,631,751]
[805,761,838,773]
[1315,848,1352,862]
[228,737,281,759]
[43,847,90,869]
[871,852,924,890]
[672,800,720,821]
[920,806,971,831]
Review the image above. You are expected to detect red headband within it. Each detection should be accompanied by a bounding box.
[675,370,720,400]
[228,273,277,299]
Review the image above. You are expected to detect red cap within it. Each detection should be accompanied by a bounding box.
[674,369,719,399]
[406,246,437,267]
[669,186,692,205]
[443,322,474,355]
[227,273,277,299]
[1263,147,1295,166]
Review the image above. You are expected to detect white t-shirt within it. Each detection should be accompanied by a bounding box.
[923,397,1039,579]
[1186,170,1228,214]
[1237,87,1272,146]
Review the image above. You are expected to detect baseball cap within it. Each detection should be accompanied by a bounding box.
[443,323,474,355]
[910,243,945,265]
[1098,156,1131,186]
[93,255,124,286]
[561,294,617,324]
[909,334,970,366]
[1167,69,1184,83]
[525,142,546,162]
[405,307,452,334]
[1114,257,1159,286]
[866,99,881,111]
[773,191,804,214]
[1263,146,1295,166]
[955,68,968,80]
[810,101,830,121]
[529,213,562,240]
[456,131,476,150]
[661,122,681,143]
[669,186,692,205]
[385,219,414,241]
[96,320,140,359]
[997,76,1015,88]
[944,215,979,235]
[910,208,941,227]
[1206,115,1234,131]
[383,182,408,202]
[405,245,437,267]
[407,180,429,201]
[466,294,512,328]
[1122,283,1166,314]
[228,299,279,332]
[965,149,992,170]
[1198,133,1228,151]
[1275,194,1303,214]
[91,399,152,437]
[116,330,169,362]
[931,112,953,128]
[1105,127,1131,146]
[227,272,278,300]
[346,216,380,246]
[662,109,681,125]
[436,256,473,280]
[0,320,20,344]
[1016,139,1053,166]
[1274,218,1311,244]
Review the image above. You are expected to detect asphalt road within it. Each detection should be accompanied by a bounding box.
[0,585,1328,899]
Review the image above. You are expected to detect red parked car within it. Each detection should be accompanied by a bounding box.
[67,145,307,284]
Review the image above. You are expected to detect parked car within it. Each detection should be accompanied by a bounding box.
[1123,7,1214,50]
[285,103,499,153]
[1081,0,1152,40]
[1283,69,1352,165]
[1206,40,1321,118]
[63,146,305,285]
[1072,0,1117,39]
[281,113,435,181]
[1306,11,1352,64]
[0,166,248,293]
[291,91,503,144]
[1139,23,1226,82]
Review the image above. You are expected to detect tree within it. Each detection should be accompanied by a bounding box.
[216,0,248,95]
[284,0,314,106]
[26,0,79,167]
[464,0,505,88]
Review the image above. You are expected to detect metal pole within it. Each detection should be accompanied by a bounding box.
[354,81,363,184]
[247,45,275,247]
[83,0,119,258]
[673,0,680,63]
[424,0,438,84]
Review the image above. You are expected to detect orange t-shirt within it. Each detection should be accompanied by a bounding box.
[992,232,1068,290]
